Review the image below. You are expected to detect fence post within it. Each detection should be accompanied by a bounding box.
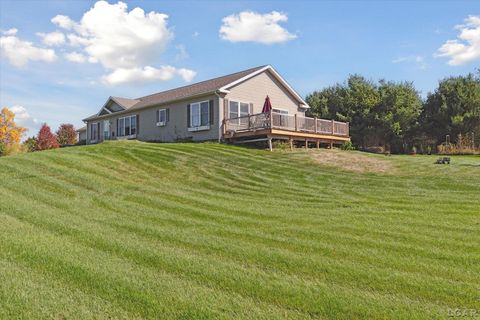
[331,119,335,135]
[314,117,318,133]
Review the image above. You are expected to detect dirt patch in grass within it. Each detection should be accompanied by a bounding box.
[309,149,396,174]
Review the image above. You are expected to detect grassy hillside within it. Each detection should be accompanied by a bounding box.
[0,141,479,319]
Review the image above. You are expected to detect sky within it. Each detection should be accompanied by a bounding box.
[0,0,479,136]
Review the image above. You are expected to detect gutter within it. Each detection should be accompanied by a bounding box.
[82,90,218,122]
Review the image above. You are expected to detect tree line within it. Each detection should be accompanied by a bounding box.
[0,107,78,156]
[305,71,480,154]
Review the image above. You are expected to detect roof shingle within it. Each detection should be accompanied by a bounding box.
[83,65,266,121]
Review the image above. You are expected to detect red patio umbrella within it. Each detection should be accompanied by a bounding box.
[262,95,272,113]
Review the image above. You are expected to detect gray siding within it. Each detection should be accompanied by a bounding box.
[87,94,220,143]
[85,69,306,144]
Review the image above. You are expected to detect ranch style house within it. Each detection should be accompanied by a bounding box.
[83,65,350,149]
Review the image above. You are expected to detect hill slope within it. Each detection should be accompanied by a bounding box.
[0,141,479,319]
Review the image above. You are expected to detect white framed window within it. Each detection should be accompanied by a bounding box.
[156,108,169,126]
[117,115,137,137]
[272,108,289,127]
[229,100,249,125]
[189,100,210,131]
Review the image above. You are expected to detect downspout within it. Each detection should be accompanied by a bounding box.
[214,90,223,143]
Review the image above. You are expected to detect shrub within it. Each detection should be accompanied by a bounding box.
[23,136,38,152]
[437,133,478,155]
[341,141,354,151]
[272,140,291,151]
[0,142,5,156]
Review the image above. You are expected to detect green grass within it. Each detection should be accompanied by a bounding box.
[0,141,479,319]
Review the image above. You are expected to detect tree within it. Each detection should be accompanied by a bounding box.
[374,80,423,152]
[37,124,59,150]
[421,72,480,146]
[306,75,424,153]
[56,123,77,146]
[0,107,26,156]
[23,136,38,152]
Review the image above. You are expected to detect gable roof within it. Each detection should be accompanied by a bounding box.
[83,65,308,122]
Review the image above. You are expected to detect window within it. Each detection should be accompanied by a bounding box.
[103,120,110,140]
[229,100,249,125]
[189,101,210,130]
[117,115,137,137]
[273,108,289,127]
[157,108,169,126]
[90,122,98,141]
[229,101,249,119]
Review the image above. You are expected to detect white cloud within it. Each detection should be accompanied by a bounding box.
[36,31,65,46]
[102,66,197,85]
[51,15,77,30]
[392,55,427,70]
[51,0,195,85]
[1,28,18,36]
[0,34,57,67]
[436,15,480,66]
[193,31,199,37]
[102,66,177,85]
[220,11,296,44]
[64,51,87,63]
[10,105,40,134]
[177,68,196,82]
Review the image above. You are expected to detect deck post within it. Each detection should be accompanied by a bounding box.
[329,141,333,149]
[269,110,273,129]
[331,119,335,135]
[268,136,273,151]
[314,118,318,133]
[247,114,251,130]
[289,137,293,150]
[305,139,308,150]
[294,114,298,132]
[346,122,349,136]
[316,140,320,149]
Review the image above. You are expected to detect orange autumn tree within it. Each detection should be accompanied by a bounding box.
[0,107,26,156]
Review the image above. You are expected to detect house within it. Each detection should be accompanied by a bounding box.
[76,126,87,144]
[83,65,350,149]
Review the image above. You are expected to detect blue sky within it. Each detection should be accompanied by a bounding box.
[0,0,478,135]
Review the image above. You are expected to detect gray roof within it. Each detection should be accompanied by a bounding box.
[84,65,266,121]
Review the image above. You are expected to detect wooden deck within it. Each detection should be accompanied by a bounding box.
[223,111,350,149]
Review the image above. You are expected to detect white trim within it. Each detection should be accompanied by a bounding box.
[219,65,310,109]
[157,108,167,126]
[188,125,210,132]
[116,134,137,140]
[117,115,137,137]
[189,100,210,129]
[272,107,289,114]
[228,99,250,118]
[96,96,127,117]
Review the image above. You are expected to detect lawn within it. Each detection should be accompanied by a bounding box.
[0,141,479,319]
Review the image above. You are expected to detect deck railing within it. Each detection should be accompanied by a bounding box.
[224,111,349,137]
